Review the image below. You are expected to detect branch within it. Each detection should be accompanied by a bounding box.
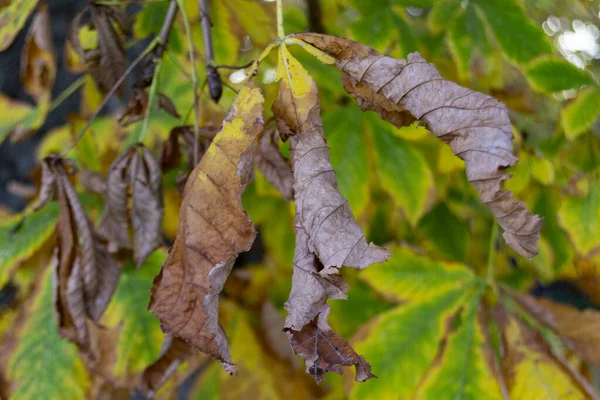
[199,0,222,103]
[306,0,325,34]
[61,0,179,156]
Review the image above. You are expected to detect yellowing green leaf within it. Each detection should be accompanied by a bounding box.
[414,288,503,400]
[8,266,88,399]
[529,156,554,185]
[561,86,600,140]
[418,203,469,262]
[102,249,167,377]
[558,183,600,256]
[323,105,370,218]
[0,202,59,288]
[367,113,433,226]
[525,57,594,93]
[361,246,475,303]
[350,286,474,400]
[0,0,38,51]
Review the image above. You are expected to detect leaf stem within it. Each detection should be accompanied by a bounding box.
[276,0,284,39]
[138,59,162,143]
[176,0,201,166]
[49,75,86,113]
[486,222,499,283]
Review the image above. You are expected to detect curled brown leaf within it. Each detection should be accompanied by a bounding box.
[149,81,264,372]
[292,33,542,258]
[157,93,181,119]
[255,126,293,201]
[141,335,191,396]
[273,46,389,383]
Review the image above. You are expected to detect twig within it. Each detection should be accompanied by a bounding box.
[486,222,499,284]
[177,0,202,166]
[138,59,162,143]
[276,0,284,39]
[60,0,179,156]
[306,0,325,33]
[199,0,222,103]
[60,38,158,157]
[49,75,86,112]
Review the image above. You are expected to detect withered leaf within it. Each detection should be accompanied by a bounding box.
[38,156,120,373]
[141,335,191,396]
[97,151,132,253]
[506,288,600,365]
[255,126,293,201]
[118,87,148,126]
[70,4,128,98]
[149,81,264,372]
[98,145,164,266]
[79,169,107,196]
[293,33,542,258]
[33,157,57,210]
[288,316,374,384]
[273,45,389,383]
[157,93,181,119]
[21,2,55,100]
[160,125,212,172]
[130,148,164,267]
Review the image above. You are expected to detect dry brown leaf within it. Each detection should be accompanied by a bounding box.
[261,301,298,367]
[149,81,264,373]
[36,156,120,377]
[97,151,133,253]
[273,45,389,383]
[160,125,212,172]
[118,87,148,126]
[255,126,293,201]
[130,148,164,267]
[140,335,191,396]
[70,4,128,98]
[157,93,181,119]
[506,288,600,365]
[21,2,55,100]
[288,316,374,384]
[292,33,542,258]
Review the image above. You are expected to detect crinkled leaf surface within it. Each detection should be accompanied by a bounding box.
[292,32,542,258]
[149,81,264,372]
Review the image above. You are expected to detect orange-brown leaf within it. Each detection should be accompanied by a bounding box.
[149,81,264,372]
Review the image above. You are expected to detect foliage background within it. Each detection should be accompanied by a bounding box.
[0,0,600,399]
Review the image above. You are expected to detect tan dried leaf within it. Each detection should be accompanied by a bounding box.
[273,45,389,383]
[79,169,107,196]
[130,148,164,267]
[293,33,542,258]
[141,335,191,397]
[118,87,148,126]
[288,316,374,384]
[506,288,600,365]
[97,151,133,253]
[255,127,293,201]
[149,81,264,372]
[157,93,181,119]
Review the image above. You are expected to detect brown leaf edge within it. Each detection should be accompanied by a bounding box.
[292,32,543,259]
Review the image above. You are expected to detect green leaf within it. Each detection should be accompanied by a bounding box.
[418,203,469,262]
[414,287,503,400]
[558,183,600,256]
[561,86,600,140]
[0,203,60,288]
[394,11,418,58]
[361,246,475,303]
[8,266,88,399]
[0,0,38,51]
[350,2,395,51]
[323,105,370,218]
[448,5,492,79]
[367,113,434,226]
[350,286,475,400]
[103,249,167,376]
[526,57,594,93]
[428,0,462,33]
[473,0,552,65]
